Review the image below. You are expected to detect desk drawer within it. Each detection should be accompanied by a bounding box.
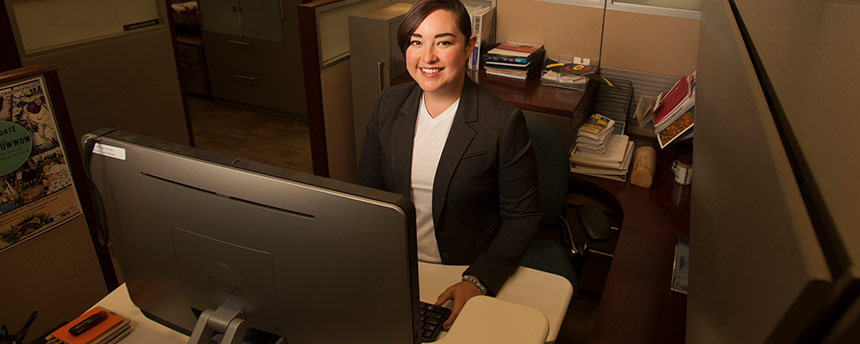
[208,67,304,114]
[202,32,290,77]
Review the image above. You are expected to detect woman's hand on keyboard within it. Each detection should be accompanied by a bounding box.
[434,281,483,329]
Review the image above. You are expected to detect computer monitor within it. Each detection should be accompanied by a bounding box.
[84,129,420,344]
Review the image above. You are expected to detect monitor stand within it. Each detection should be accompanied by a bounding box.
[188,307,247,344]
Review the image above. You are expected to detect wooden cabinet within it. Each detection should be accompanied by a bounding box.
[199,0,306,116]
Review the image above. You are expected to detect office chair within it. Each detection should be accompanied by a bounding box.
[520,119,613,290]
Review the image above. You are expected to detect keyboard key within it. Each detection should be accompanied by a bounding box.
[417,301,451,342]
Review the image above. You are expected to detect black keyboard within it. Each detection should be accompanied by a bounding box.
[418,301,451,342]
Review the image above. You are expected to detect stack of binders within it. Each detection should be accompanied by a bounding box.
[464,2,494,71]
[483,41,545,80]
[570,114,635,181]
[46,307,131,344]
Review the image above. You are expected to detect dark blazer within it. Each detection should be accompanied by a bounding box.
[355,77,540,294]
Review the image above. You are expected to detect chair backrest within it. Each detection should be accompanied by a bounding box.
[525,119,569,227]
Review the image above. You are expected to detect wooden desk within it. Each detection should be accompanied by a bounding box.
[573,138,691,344]
[392,70,593,119]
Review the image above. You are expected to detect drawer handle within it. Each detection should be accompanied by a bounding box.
[228,40,251,47]
[233,74,257,81]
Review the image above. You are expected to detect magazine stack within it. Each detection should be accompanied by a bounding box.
[570,114,635,182]
[483,41,545,80]
[653,71,696,148]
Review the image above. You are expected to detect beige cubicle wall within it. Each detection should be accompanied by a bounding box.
[496,0,604,63]
[496,0,699,77]
[4,0,192,152]
[0,215,108,343]
[602,9,699,76]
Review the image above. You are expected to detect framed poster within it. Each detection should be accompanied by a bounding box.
[0,75,81,252]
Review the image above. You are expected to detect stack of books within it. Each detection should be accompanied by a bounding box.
[653,71,696,148]
[483,41,545,80]
[46,307,131,344]
[570,114,634,181]
[575,114,615,154]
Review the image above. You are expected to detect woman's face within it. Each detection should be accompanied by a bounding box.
[405,9,475,97]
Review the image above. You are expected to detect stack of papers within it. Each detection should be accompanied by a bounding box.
[540,60,595,91]
[570,134,635,182]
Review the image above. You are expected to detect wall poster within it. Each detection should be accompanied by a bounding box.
[0,76,82,252]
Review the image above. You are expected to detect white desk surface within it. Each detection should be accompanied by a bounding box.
[95,262,572,344]
[418,262,572,342]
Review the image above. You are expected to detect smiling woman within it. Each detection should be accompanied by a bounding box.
[399,5,475,117]
[355,0,542,330]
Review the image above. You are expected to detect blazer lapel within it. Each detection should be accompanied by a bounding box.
[432,78,479,223]
[392,85,422,195]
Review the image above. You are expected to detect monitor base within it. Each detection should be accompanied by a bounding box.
[188,307,247,344]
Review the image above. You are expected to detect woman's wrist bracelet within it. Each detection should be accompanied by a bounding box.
[462,274,488,295]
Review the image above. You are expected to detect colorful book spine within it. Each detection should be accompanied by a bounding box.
[484,54,530,64]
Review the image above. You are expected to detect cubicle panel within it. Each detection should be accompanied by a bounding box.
[731,0,860,272]
[7,0,161,54]
[321,61,357,181]
[68,81,188,149]
[496,0,603,62]
[496,0,699,76]
[4,0,191,152]
[23,28,180,111]
[23,29,191,149]
[0,216,108,343]
[601,9,699,77]
[688,0,831,342]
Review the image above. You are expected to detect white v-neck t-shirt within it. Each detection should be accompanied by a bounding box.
[411,95,459,263]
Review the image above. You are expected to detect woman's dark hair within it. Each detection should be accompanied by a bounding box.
[396,0,472,55]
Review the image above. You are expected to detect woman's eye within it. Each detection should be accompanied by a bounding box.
[438,41,453,46]
[410,40,421,46]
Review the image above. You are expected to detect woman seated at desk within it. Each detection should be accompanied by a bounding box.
[355,0,541,329]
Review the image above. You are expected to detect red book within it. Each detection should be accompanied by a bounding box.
[654,74,692,125]
[487,41,543,58]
